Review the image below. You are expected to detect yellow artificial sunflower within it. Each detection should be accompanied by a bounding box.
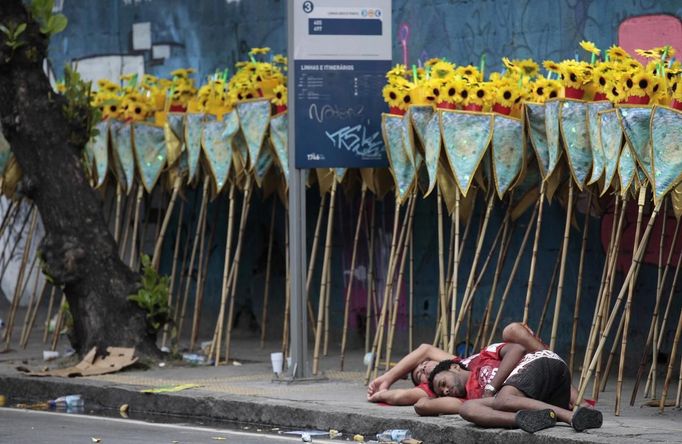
[630,70,655,97]
[271,84,287,106]
[517,59,539,77]
[397,87,413,110]
[424,78,446,104]
[97,79,120,93]
[101,97,122,120]
[464,82,491,108]
[455,65,482,82]
[430,60,455,80]
[606,45,632,61]
[442,77,466,105]
[382,84,402,108]
[617,69,636,96]
[671,77,682,101]
[604,79,624,103]
[579,40,601,56]
[592,63,612,93]
[492,82,514,108]
[424,58,441,68]
[558,61,586,89]
[386,64,408,80]
[250,47,271,55]
[543,60,561,74]
[170,68,196,79]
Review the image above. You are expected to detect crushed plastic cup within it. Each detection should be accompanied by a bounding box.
[43,350,60,361]
[271,352,283,375]
[363,352,374,367]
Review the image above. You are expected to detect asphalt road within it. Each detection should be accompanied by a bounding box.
[0,408,342,444]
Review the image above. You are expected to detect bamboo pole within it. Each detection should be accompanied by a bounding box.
[0,203,33,283]
[458,189,478,263]
[488,201,539,344]
[3,208,38,349]
[176,177,210,342]
[575,199,663,408]
[313,178,337,375]
[151,177,182,271]
[224,175,254,362]
[381,194,414,370]
[259,198,277,349]
[127,185,144,268]
[190,200,218,351]
[171,203,193,339]
[478,221,513,350]
[523,181,546,323]
[676,351,682,407]
[569,191,593,374]
[340,186,367,369]
[659,303,682,411]
[385,193,417,369]
[448,190,460,354]
[305,193,328,339]
[114,184,123,242]
[549,180,574,350]
[452,192,495,345]
[600,309,626,392]
[631,215,680,404]
[323,248,332,356]
[365,198,376,354]
[161,199,185,350]
[615,186,646,414]
[364,195,400,384]
[118,183,137,259]
[436,187,448,350]
[535,245,562,338]
[42,286,57,343]
[19,257,41,344]
[212,183,236,362]
[643,233,682,399]
[580,195,625,388]
[20,261,45,348]
[409,221,414,352]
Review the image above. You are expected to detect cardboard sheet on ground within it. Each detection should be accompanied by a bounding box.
[17,347,137,377]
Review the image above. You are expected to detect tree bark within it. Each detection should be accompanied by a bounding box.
[0,0,160,358]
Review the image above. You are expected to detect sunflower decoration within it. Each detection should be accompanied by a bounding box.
[441,76,466,107]
[629,69,656,100]
[557,60,590,98]
[97,79,120,94]
[604,77,625,104]
[455,65,482,82]
[386,64,408,80]
[462,82,491,110]
[100,95,123,120]
[606,45,632,61]
[170,68,196,80]
[121,92,152,122]
[422,78,446,105]
[250,47,271,56]
[491,78,522,114]
[580,40,601,57]
[382,83,403,110]
[542,60,561,75]
[636,45,675,61]
[430,60,456,80]
[513,59,540,78]
[671,76,682,109]
[590,62,613,100]
[271,84,288,112]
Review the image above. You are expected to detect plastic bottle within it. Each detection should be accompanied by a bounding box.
[48,394,84,408]
[182,353,206,364]
[375,429,411,442]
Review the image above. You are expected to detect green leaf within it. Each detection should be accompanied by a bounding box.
[15,23,27,36]
[0,25,10,36]
[47,14,67,35]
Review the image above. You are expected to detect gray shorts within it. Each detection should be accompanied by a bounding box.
[503,351,571,409]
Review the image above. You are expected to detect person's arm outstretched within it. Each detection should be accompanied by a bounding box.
[414,396,464,416]
[367,387,429,406]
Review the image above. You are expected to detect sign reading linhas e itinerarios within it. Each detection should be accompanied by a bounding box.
[293,0,392,168]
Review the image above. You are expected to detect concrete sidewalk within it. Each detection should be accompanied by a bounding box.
[1,325,681,444]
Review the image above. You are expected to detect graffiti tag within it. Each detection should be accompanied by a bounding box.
[325,124,382,158]
[308,103,365,123]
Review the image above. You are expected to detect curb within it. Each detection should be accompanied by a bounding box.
[0,375,639,444]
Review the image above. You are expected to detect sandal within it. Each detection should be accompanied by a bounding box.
[515,409,557,433]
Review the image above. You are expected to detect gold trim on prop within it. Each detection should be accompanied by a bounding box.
[649,105,682,205]
[616,103,653,185]
[557,97,590,192]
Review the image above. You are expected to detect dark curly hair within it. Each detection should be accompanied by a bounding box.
[427,359,468,396]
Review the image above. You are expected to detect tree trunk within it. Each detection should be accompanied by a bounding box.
[0,0,160,358]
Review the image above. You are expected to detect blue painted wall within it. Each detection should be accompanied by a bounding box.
[48,0,682,362]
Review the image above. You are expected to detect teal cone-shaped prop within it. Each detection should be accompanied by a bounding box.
[202,111,238,194]
[85,120,110,189]
[492,114,524,199]
[237,99,271,171]
[544,99,562,178]
[599,109,622,196]
[618,144,636,197]
[110,120,135,193]
[254,141,274,188]
[269,111,289,186]
[440,110,492,197]
[618,106,653,184]
[185,113,207,183]
[422,111,441,196]
[133,123,167,193]
[382,113,416,203]
[559,99,592,190]
[525,102,550,178]
[587,101,612,185]
[651,105,682,203]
